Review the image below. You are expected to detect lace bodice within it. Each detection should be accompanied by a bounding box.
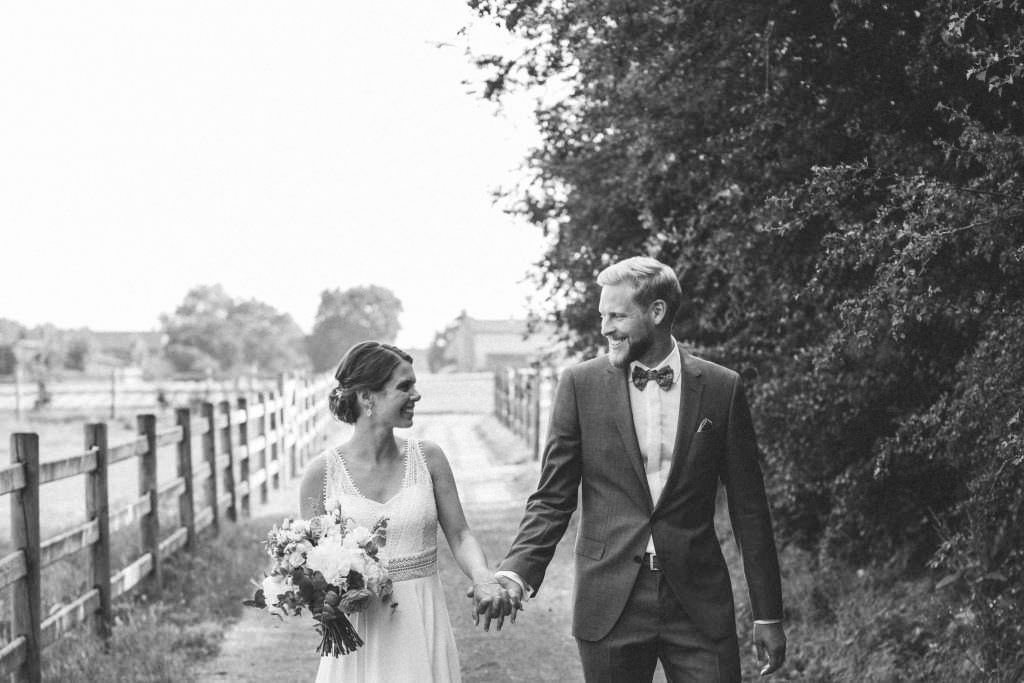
[323,439,438,582]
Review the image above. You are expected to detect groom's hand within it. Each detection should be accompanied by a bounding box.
[753,622,786,676]
[494,575,523,624]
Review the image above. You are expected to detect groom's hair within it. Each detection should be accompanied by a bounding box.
[597,256,681,327]
[329,341,413,423]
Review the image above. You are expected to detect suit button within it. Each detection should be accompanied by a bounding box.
[633,555,642,564]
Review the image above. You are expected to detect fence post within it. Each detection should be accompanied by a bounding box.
[280,374,297,480]
[267,391,280,493]
[257,392,269,505]
[109,370,118,420]
[201,402,220,535]
[539,366,555,457]
[137,414,161,596]
[514,371,524,438]
[531,369,542,461]
[13,362,23,420]
[512,372,520,435]
[493,371,501,425]
[220,400,237,523]
[176,408,197,551]
[84,423,112,640]
[277,388,289,483]
[10,433,41,683]
[237,397,251,518]
[299,377,313,469]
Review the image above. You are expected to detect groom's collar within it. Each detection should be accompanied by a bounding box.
[630,338,681,376]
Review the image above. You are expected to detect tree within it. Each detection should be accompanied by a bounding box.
[63,333,93,371]
[233,298,308,374]
[307,286,403,372]
[161,284,308,375]
[0,318,26,375]
[162,285,238,373]
[471,0,1024,669]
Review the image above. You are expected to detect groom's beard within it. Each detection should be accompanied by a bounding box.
[607,331,653,369]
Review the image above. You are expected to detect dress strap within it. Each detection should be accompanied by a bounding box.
[322,446,357,508]
[405,438,432,486]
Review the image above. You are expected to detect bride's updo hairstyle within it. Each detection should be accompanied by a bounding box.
[328,341,413,423]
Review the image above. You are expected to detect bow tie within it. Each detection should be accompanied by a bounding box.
[631,365,674,391]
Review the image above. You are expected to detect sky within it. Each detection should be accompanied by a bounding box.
[0,1,548,349]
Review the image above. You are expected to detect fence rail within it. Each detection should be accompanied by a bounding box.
[0,372,283,420]
[0,373,333,683]
[493,366,558,460]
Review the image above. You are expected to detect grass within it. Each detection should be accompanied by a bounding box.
[41,513,275,683]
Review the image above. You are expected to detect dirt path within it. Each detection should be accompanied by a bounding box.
[192,414,589,683]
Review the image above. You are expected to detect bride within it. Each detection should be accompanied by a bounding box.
[298,341,510,682]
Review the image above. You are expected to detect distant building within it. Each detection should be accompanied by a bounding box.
[445,313,559,372]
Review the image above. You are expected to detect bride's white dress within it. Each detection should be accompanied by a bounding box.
[314,438,462,683]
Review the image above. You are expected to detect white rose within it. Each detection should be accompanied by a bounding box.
[305,538,358,585]
[343,526,371,549]
[262,574,291,605]
[362,561,384,592]
[286,540,313,568]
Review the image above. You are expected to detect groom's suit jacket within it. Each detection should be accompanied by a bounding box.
[500,345,783,641]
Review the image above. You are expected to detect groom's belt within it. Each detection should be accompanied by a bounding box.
[637,552,662,572]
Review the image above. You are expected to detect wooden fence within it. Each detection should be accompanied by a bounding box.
[0,373,333,682]
[493,366,558,460]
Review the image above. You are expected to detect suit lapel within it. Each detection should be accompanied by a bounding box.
[606,362,653,508]
[654,347,704,512]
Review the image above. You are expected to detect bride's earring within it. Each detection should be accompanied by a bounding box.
[366,404,374,417]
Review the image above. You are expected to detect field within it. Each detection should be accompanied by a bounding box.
[0,411,186,547]
[0,372,494,545]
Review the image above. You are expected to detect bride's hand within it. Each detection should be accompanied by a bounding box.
[468,580,511,632]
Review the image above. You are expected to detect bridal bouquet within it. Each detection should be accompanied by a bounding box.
[245,501,396,656]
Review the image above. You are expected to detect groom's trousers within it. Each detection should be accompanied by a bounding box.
[575,562,741,683]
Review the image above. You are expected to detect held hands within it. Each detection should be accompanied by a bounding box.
[466,575,523,632]
[752,622,787,676]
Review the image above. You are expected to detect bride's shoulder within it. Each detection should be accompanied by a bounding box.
[301,449,332,480]
[298,450,331,517]
[413,439,449,471]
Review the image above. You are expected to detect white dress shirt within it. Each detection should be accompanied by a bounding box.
[628,342,683,555]
[497,342,682,594]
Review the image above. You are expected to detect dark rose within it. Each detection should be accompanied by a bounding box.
[338,588,373,613]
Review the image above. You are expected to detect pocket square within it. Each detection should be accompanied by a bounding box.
[697,418,714,432]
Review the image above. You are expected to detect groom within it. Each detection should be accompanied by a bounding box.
[493,257,786,681]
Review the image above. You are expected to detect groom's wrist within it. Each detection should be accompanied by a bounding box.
[494,570,532,599]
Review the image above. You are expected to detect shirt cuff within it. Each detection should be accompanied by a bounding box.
[753,619,782,625]
[494,570,533,600]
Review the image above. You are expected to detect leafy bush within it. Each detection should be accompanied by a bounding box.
[470,0,1024,672]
